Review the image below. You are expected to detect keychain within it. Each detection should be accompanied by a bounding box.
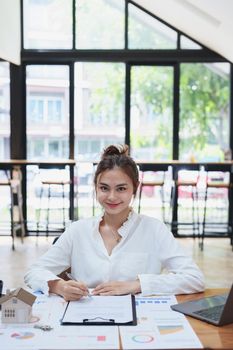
[34,324,53,331]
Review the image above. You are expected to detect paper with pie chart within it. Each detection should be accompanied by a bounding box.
[120,295,203,349]
[0,293,202,349]
[0,292,119,350]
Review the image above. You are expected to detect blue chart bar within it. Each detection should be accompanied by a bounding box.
[136,298,170,306]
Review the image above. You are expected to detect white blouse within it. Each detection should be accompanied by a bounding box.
[24,211,205,296]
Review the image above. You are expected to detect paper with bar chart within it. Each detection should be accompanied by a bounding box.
[0,293,202,349]
[120,295,203,349]
[0,292,119,350]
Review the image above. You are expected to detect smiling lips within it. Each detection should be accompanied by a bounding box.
[106,203,121,209]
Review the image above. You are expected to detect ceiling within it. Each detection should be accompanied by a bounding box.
[134,0,233,63]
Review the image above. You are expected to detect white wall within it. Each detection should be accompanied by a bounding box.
[0,0,21,65]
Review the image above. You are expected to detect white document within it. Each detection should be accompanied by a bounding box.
[0,292,67,350]
[61,294,134,324]
[120,295,203,349]
[0,324,42,350]
[0,323,119,350]
[40,325,119,349]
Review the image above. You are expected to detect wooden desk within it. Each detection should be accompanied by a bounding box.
[177,289,233,349]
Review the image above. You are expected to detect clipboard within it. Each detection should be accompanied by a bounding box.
[61,294,137,326]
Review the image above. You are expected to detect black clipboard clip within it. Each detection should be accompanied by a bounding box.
[83,317,115,323]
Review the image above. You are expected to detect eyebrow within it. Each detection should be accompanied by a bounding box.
[98,182,128,187]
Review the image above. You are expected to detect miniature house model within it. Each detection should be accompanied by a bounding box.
[0,288,36,323]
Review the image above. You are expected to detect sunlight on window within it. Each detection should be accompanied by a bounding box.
[180,63,230,161]
[26,65,69,160]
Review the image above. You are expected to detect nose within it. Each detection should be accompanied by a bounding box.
[108,189,117,201]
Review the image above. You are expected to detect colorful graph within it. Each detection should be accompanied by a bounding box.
[158,325,184,335]
[58,335,106,342]
[97,335,106,341]
[136,298,169,305]
[132,334,154,343]
[11,331,35,340]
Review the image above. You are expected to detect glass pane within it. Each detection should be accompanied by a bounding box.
[74,62,125,161]
[128,4,177,49]
[130,66,174,161]
[76,0,125,49]
[74,62,125,218]
[23,0,72,49]
[0,62,11,232]
[180,63,230,161]
[180,35,202,49]
[0,62,10,159]
[26,65,70,160]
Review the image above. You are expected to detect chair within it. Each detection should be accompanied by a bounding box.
[138,169,173,225]
[175,170,200,239]
[36,165,71,237]
[0,169,25,250]
[200,170,231,250]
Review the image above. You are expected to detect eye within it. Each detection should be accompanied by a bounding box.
[99,185,108,192]
[117,186,127,192]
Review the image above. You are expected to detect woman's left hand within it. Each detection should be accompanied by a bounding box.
[92,280,141,296]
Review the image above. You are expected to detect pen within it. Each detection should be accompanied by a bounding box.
[65,272,92,298]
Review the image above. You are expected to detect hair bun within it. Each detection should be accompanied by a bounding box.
[102,145,129,159]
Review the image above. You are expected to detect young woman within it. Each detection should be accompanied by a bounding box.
[25,145,204,301]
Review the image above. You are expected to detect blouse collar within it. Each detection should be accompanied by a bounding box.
[94,209,138,240]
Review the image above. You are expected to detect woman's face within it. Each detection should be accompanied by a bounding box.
[96,167,134,216]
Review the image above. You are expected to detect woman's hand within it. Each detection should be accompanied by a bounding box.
[92,280,141,296]
[48,279,89,301]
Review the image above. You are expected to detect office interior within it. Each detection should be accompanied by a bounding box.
[0,0,233,291]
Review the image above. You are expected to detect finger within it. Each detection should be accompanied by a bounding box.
[93,283,110,293]
[63,293,83,301]
[92,286,106,294]
[98,291,115,296]
[63,287,88,301]
[67,280,89,293]
[71,286,89,297]
[63,284,88,298]
[93,287,112,295]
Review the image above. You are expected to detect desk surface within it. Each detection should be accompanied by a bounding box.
[177,289,233,349]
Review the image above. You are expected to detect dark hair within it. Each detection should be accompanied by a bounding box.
[94,145,139,195]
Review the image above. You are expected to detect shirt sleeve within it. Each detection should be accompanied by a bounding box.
[24,224,74,294]
[138,222,205,296]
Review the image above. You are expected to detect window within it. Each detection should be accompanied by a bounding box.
[179,63,230,161]
[28,98,44,122]
[130,65,174,161]
[28,95,63,123]
[74,62,125,161]
[180,35,202,49]
[27,139,45,159]
[75,0,125,49]
[23,0,72,49]
[26,65,69,160]
[128,3,177,49]
[0,62,10,159]
[14,0,233,226]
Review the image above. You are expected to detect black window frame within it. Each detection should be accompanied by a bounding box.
[5,0,233,233]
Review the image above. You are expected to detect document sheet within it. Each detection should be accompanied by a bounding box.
[120,295,203,349]
[0,292,203,350]
[61,294,134,324]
